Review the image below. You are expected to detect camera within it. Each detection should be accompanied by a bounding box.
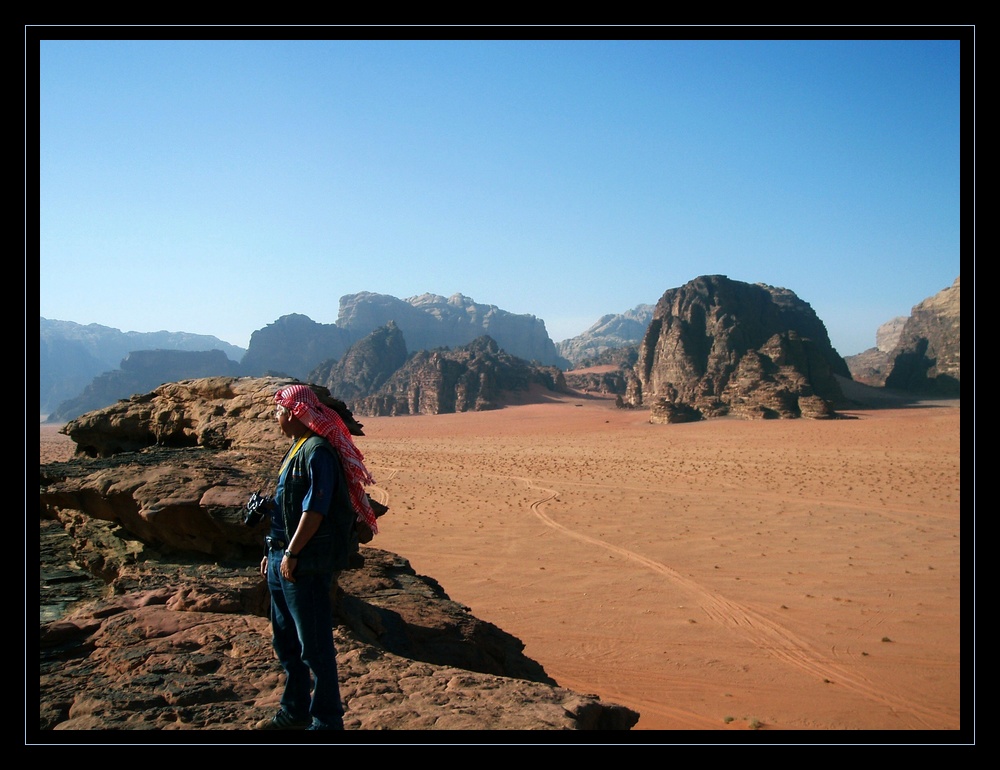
[243,490,274,526]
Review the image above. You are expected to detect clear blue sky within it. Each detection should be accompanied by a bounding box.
[36,34,964,357]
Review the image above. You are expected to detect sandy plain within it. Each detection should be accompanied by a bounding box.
[39,388,963,737]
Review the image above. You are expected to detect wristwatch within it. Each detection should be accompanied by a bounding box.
[285,549,300,559]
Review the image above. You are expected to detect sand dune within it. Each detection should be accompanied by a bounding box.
[39,392,962,733]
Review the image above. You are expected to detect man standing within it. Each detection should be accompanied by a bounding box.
[255,384,379,731]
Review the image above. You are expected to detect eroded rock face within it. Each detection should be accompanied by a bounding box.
[353,336,568,417]
[37,376,639,732]
[309,321,410,406]
[843,317,908,387]
[623,275,849,420]
[844,277,960,394]
[39,544,638,731]
[884,276,961,395]
[240,313,354,380]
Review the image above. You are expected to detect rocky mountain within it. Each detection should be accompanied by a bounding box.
[39,318,245,416]
[340,292,568,368]
[239,313,355,380]
[308,321,410,406]
[38,376,639,731]
[623,275,851,422]
[555,305,654,367]
[46,349,242,424]
[240,293,569,382]
[842,317,908,386]
[353,335,568,417]
[845,276,961,395]
[42,292,569,422]
[41,277,962,424]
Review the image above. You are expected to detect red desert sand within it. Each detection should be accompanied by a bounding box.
[39,390,961,732]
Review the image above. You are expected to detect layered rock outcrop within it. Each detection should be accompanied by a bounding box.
[56,375,329,460]
[623,275,850,421]
[354,336,568,416]
[37,376,640,732]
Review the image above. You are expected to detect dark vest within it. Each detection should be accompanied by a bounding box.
[279,434,356,573]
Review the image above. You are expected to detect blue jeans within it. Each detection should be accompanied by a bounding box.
[267,550,345,728]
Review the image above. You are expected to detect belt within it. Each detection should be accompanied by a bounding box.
[265,536,287,552]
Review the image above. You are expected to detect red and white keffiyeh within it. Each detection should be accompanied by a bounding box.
[274,384,378,535]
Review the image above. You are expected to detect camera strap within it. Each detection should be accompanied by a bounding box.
[278,431,313,478]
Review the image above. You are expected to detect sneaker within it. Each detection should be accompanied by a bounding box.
[305,719,344,731]
[255,707,311,730]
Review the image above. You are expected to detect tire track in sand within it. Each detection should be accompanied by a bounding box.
[365,467,397,509]
[519,477,951,729]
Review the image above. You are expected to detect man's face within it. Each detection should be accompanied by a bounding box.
[275,404,294,437]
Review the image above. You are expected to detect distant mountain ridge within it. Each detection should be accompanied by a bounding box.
[556,304,654,366]
[240,292,568,380]
[47,350,243,424]
[41,293,571,421]
[39,278,961,422]
[39,318,246,416]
